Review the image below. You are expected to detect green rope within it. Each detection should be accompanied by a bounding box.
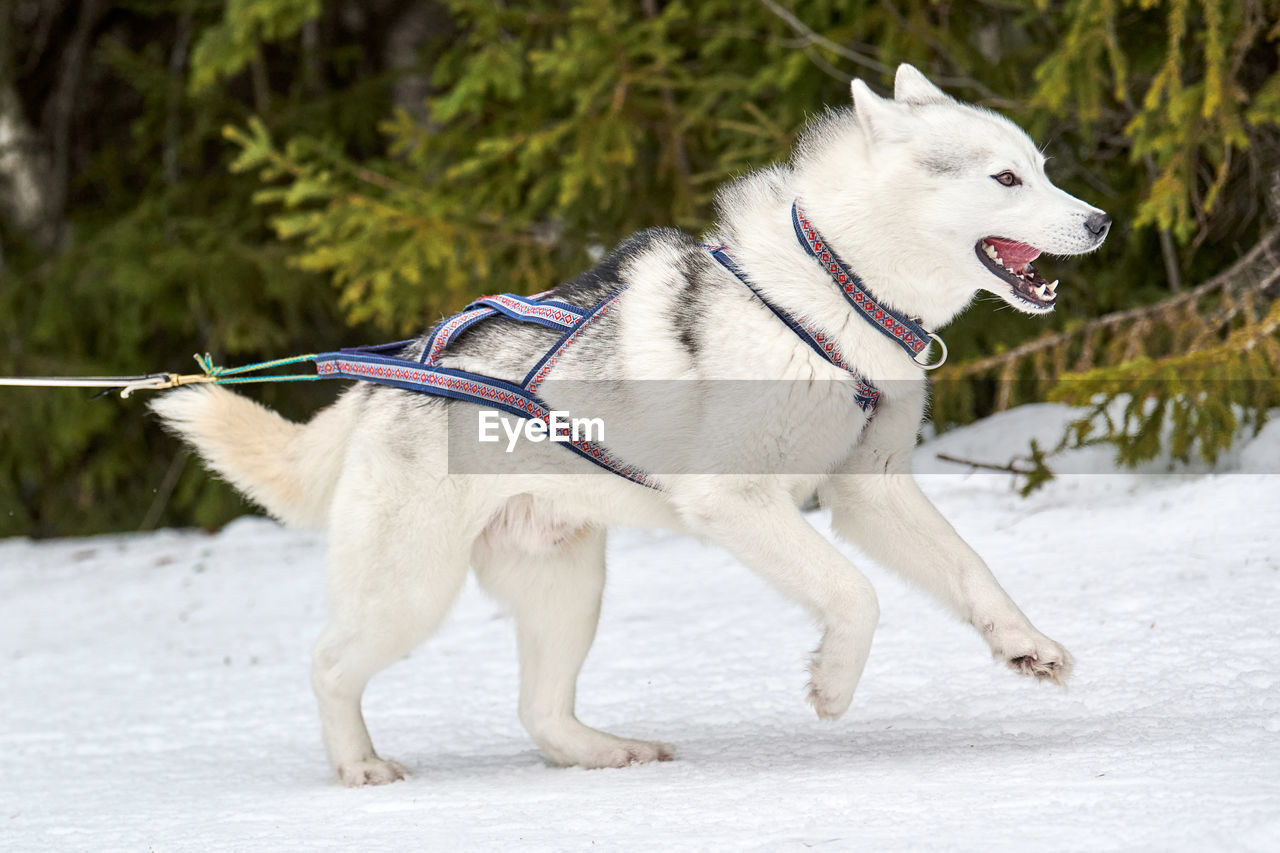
[215,373,323,385]
[193,352,322,384]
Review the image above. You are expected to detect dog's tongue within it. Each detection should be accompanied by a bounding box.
[987,237,1041,267]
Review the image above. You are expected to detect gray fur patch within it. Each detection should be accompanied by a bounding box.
[917,147,989,177]
[919,155,965,176]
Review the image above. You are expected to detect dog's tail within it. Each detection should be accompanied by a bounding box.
[149,385,354,528]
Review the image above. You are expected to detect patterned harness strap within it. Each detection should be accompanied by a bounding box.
[317,289,658,489]
[791,201,943,368]
[419,291,582,365]
[705,244,880,414]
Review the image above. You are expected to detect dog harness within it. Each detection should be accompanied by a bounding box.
[312,288,659,487]
[301,200,940,488]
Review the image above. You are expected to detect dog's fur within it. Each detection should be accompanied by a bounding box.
[152,66,1110,786]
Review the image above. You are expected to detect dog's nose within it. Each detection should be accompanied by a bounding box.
[1085,212,1111,239]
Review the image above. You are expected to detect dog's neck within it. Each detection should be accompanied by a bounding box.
[788,180,975,330]
[711,137,977,334]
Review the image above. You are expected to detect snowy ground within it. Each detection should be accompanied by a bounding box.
[3,404,1279,851]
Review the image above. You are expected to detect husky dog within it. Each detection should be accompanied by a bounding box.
[152,65,1110,786]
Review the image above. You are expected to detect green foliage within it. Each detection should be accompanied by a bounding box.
[940,223,1280,493]
[1017,440,1058,497]
[1,1,371,537]
[1048,298,1280,469]
[1033,0,1278,243]
[189,0,321,94]
[226,0,855,330]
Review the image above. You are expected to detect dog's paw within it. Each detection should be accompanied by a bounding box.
[807,653,859,721]
[807,679,854,721]
[537,724,675,769]
[988,625,1073,686]
[581,738,676,769]
[806,627,873,720]
[337,757,408,787]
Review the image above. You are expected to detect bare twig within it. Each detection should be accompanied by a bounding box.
[43,0,107,241]
[250,51,271,114]
[1145,155,1185,292]
[755,0,890,75]
[164,11,193,187]
[935,452,1034,475]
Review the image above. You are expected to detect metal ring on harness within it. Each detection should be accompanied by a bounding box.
[913,333,948,370]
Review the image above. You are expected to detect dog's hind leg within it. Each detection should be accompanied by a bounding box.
[473,522,674,768]
[311,499,472,787]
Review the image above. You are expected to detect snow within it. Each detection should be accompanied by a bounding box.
[3,403,1278,851]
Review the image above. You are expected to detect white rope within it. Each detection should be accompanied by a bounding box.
[0,372,211,398]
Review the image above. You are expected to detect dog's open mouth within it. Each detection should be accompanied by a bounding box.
[975,237,1057,310]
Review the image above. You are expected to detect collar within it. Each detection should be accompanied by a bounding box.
[791,201,946,369]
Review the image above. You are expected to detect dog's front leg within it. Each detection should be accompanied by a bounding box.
[674,480,880,720]
[822,465,1073,685]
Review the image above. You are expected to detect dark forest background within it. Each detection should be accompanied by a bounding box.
[2,0,1278,537]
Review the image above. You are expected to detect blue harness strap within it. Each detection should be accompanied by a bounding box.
[467,293,585,331]
[523,290,622,392]
[419,290,583,365]
[317,288,657,488]
[420,304,493,365]
[705,244,880,414]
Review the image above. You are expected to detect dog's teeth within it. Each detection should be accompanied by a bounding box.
[1048,279,1059,293]
[993,254,1003,266]
[984,244,997,259]
[1035,283,1049,298]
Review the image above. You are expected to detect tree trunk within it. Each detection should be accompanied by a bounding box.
[0,78,58,249]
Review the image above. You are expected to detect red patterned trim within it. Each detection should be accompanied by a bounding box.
[525,290,623,393]
[793,202,930,355]
[424,306,492,365]
[473,293,583,326]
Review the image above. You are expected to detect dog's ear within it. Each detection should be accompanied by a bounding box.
[893,63,953,106]
[850,78,904,143]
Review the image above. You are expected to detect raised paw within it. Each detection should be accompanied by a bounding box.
[1007,650,1073,684]
[807,659,856,720]
[988,625,1073,686]
[806,625,874,720]
[337,757,408,787]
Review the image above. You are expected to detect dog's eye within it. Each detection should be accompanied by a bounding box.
[992,171,1022,187]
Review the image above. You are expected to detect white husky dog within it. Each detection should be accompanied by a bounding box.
[153,65,1110,786]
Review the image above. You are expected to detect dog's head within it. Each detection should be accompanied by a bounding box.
[797,65,1110,319]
